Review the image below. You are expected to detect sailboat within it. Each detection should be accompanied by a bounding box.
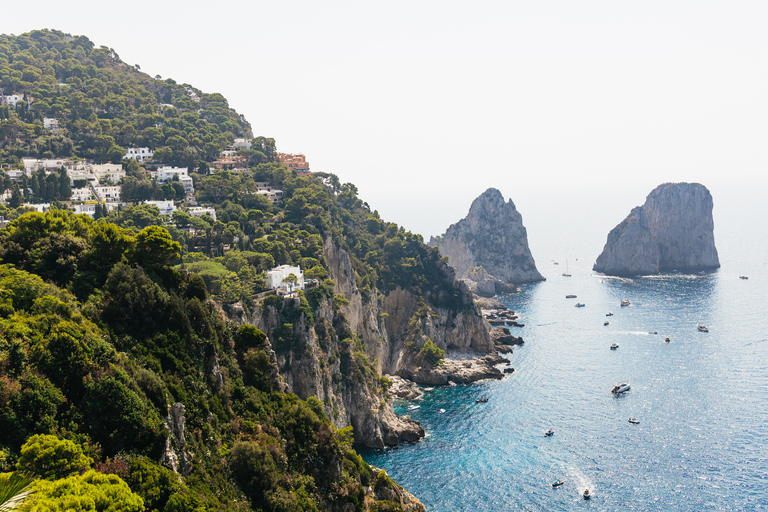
[562,259,571,277]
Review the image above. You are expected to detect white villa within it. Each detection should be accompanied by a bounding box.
[188,206,217,221]
[266,265,305,293]
[124,147,154,163]
[154,166,194,195]
[144,200,177,216]
[67,163,124,185]
[92,185,121,203]
[70,187,94,202]
[43,118,59,133]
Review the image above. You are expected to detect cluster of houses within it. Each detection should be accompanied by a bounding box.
[0,133,313,222]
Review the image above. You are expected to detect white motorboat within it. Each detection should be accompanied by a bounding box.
[620,299,630,307]
[611,382,631,394]
[698,324,709,333]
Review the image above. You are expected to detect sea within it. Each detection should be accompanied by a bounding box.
[360,182,768,511]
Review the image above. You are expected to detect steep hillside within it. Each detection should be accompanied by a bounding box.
[0,30,255,168]
[0,29,496,512]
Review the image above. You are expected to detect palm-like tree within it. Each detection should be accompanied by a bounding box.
[0,472,35,511]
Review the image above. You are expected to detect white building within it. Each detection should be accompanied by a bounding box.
[67,163,124,186]
[92,185,121,203]
[70,187,94,202]
[73,204,97,217]
[144,200,176,215]
[22,158,68,176]
[43,118,59,133]
[21,203,51,213]
[124,147,154,163]
[155,166,194,195]
[232,138,252,150]
[257,189,284,203]
[2,94,25,107]
[187,206,217,221]
[266,265,305,293]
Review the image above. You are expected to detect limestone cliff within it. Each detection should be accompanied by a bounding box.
[594,182,720,275]
[233,237,492,449]
[430,188,544,287]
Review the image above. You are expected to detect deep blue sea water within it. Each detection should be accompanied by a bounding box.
[360,185,768,511]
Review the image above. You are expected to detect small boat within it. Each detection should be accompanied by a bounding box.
[552,480,564,488]
[649,331,658,335]
[575,303,585,308]
[423,387,434,392]
[628,418,640,424]
[698,324,709,333]
[665,337,670,342]
[476,398,488,403]
[620,299,630,307]
[438,408,446,414]
[544,429,554,436]
[606,312,613,317]
[612,382,631,394]
[553,262,559,265]
[740,275,748,280]
[583,489,591,500]
[565,294,577,299]
[407,404,420,411]
[604,321,609,326]
[562,260,571,277]
[610,343,619,350]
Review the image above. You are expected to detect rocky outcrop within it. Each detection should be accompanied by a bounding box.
[430,188,544,286]
[594,183,720,275]
[401,354,509,385]
[461,266,516,297]
[234,236,494,449]
[161,402,192,475]
[490,326,523,347]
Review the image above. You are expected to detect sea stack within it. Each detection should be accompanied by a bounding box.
[430,188,544,295]
[593,182,720,276]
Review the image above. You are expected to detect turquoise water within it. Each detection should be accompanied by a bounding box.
[362,270,768,510]
[361,188,768,511]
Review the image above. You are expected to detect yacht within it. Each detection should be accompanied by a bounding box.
[611,382,631,394]
[628,418,640,424]
[575,303,585,308]
[544,429,555,436]
[583,489,591,500]
[740,275,748,280]
[604,321,610,326]
[552,480,564,488]
[620,299,631,307]
[565,294,577,299]
[606,312,614,317]
[610,343,619,350]
[407,404,420,411]
[698,324,709,333]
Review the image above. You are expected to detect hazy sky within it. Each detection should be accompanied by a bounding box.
[3,1,767,249]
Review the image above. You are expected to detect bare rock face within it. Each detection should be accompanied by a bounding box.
[161,402,192,475]
[235,237,490,449]
[430,188,544,286]
[594,183,720,276]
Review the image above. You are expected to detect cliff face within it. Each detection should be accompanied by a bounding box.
[594,182,720,275]
[430,188,544,286]
[235,237,492,449]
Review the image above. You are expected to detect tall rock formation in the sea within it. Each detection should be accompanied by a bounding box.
[593,182,720,276]
[429,188,544,294]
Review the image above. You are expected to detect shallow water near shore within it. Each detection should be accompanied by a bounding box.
[360,188,768,511]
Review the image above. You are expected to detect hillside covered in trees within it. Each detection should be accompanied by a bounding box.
[0,30,487,512]
[0,29,256,169]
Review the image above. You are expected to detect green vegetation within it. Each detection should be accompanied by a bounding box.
[0,28,483,512]
[0,30,251,169]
